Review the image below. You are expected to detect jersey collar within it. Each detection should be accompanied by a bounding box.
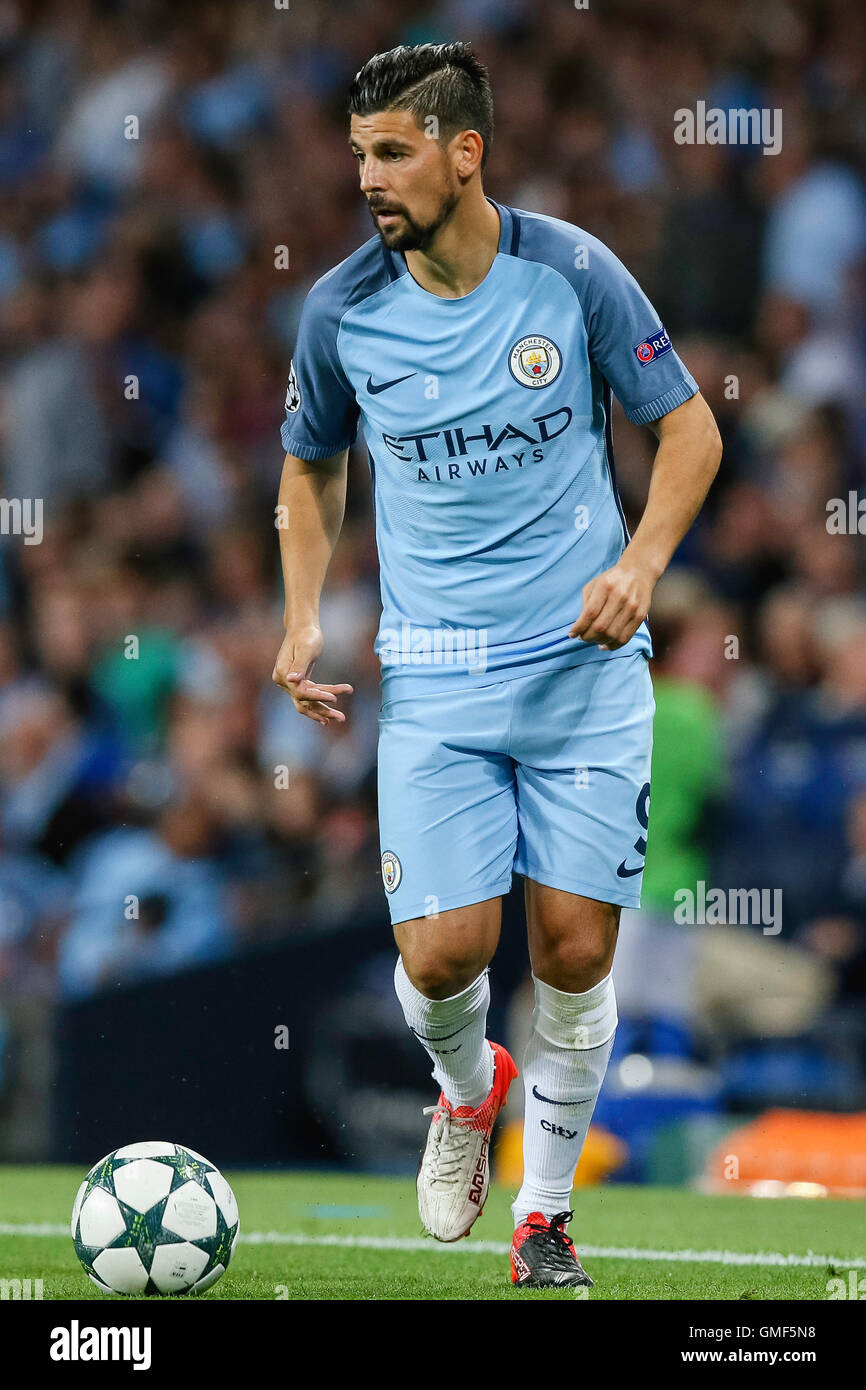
[490,199,518,255]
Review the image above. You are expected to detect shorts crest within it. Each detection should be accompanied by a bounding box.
[381,850,402,893]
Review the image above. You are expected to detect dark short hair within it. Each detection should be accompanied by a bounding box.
[348,42,494,171]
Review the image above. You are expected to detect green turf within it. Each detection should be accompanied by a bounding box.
[0,1167,861,1300]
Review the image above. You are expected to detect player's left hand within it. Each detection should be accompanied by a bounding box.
[569,559,655,650]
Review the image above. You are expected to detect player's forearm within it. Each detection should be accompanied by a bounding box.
[278,450,347,627]
[623,392,722,582]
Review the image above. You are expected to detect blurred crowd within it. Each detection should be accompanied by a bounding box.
[0,0,864,1070]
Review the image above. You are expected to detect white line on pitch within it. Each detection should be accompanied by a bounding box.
[1,1223,863,1269]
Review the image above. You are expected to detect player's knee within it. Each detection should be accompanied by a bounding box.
[400,947,488,1001]
[534,933,614,993]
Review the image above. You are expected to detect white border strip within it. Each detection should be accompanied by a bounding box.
[1,1223,863,1269]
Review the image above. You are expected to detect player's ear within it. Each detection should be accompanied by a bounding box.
[453,129,484,180]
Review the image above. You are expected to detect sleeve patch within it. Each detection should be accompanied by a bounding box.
[634,328,673,365]
[284,361,301,413]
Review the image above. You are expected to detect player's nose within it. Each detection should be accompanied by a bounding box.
[359,157,386,193]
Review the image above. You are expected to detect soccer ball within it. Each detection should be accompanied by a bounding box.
[71,1141,240,1295]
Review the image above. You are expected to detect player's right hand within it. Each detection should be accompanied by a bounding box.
[272,626,354,726]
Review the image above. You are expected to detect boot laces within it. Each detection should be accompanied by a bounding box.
[527,1211,576,1257]
[421,1105,477,1185]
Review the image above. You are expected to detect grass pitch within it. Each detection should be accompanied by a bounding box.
[0,1167,861,1300]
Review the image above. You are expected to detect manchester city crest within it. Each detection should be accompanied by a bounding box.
[381,850,402,893]
[508,334,562,388]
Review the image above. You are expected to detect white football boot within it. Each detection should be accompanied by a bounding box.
[417,1041,518,1242]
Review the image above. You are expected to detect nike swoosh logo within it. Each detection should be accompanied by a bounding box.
[367,372,416,395]
[411,1022,470,1043]
[531,1085,592,1107]
[616,860,645,878]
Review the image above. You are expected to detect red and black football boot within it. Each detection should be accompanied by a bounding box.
[510,1210,594,1288]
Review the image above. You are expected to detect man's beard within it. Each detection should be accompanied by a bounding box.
[368,187,460,252]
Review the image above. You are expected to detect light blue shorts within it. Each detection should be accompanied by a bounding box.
[377,651,655,925]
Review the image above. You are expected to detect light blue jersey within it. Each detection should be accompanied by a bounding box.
[281,200,697,698]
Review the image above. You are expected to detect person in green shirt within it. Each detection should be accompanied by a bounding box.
[613,600,725,1054]
[642,671,725,913]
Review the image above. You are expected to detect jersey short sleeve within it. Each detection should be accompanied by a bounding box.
[577,234,698,425]
[280,275,360,461]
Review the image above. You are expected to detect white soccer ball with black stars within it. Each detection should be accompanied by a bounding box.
[71,1142,240,1295]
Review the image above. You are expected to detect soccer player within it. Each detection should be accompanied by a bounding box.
[273,42,722,1288]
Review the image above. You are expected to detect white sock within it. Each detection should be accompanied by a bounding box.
[513,972,617,1227]
[394,957,494,1110]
